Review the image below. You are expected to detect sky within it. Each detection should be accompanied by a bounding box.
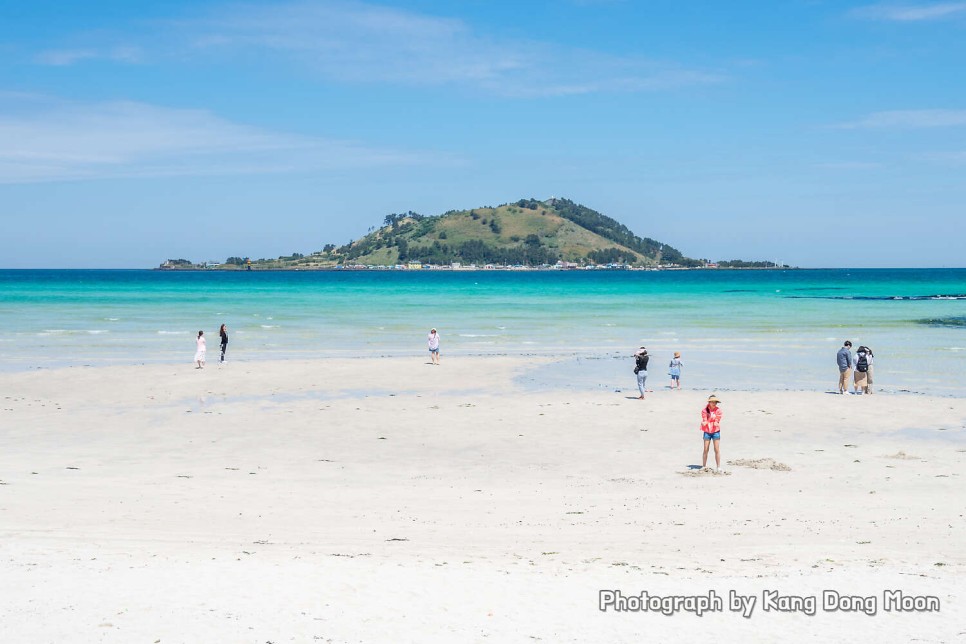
[1,0,964,268]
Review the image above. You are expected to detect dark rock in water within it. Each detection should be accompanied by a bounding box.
[916,316,966,328]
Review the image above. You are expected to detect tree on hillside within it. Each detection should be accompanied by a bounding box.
[550,198,689,264]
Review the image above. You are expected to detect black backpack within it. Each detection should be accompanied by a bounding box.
[856,352,868,373]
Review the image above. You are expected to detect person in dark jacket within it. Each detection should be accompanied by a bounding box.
[853,345,873,394]
[633,347,650,400]
[219,324,229,363]
[836,341,853,394]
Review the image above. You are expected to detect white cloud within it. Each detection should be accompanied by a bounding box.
[834,109,966,128]
[850,2,966,21]
[170,1,724,97]
[0,97,445,184]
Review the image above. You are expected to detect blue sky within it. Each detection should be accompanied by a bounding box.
[1,0,964,268]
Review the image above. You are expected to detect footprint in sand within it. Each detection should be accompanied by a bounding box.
[727,458,791,472]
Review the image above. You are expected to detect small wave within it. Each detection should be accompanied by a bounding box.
[260,324,279,329]
[459,333,499,337]
[788,294,966,301]
[86,330,109,335]
[105,317,120,321]
[788,286,847,292]
[916,317,966,328]
[157,330,188,335]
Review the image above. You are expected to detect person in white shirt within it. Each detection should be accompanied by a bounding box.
[427,328,440,365]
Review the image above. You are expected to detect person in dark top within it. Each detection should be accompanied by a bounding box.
[633,347,650,400]
[853,345,873,395]
[836,341,853,394]
[219,324,229,363]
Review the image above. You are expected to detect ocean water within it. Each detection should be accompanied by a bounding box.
[0,268,964,394]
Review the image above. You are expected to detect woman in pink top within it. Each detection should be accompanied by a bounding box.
[700,395,723,471]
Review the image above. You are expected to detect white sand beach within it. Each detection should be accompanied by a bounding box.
[1,357,964,642]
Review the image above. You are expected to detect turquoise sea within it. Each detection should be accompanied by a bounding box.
[1,268,964,394]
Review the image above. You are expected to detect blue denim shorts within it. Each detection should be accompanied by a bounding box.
[703,431,720,441]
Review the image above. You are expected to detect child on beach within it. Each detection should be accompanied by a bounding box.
[427,328,440,365]
[668,352,683,389]
[700,395,723,471]
[195,330,206,369]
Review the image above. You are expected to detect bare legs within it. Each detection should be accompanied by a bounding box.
[702,439,721,469]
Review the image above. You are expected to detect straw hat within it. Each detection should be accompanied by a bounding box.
[707,395,721,404]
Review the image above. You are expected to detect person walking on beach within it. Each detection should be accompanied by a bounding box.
[836,341,853,394]
[864,346,875,394]
[195,330,206,369]
[219,324,229,363]
[427,328,440,365]
[701,395,723,471]
[853,345,873,395]
[668,352,683,389]
[633,347,649,400]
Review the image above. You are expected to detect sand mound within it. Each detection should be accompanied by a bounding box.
[884,451,920,460]
[727,458,791,471]
[680,467,732,477]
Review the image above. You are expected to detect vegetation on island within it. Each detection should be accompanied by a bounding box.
[158,197,787,270]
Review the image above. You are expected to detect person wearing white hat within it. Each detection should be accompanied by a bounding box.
[427,328,440,365]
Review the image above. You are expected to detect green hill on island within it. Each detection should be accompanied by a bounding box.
[161,198,784,269]
[329,197,693,268]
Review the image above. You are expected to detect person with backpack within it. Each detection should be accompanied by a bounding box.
[853,345,873,395]
[633,347,650,400]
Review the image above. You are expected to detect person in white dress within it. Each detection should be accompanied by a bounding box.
[195,330,206,369]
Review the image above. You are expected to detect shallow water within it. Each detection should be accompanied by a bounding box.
[1,268,964,394]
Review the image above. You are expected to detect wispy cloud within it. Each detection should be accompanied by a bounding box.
[34,46,143,66]
[0,96,444,184]
[914,150,966,162]
[815,161,884,169]
[850,2,966,21]
[834,109,966,128]
[75,1,721,97]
